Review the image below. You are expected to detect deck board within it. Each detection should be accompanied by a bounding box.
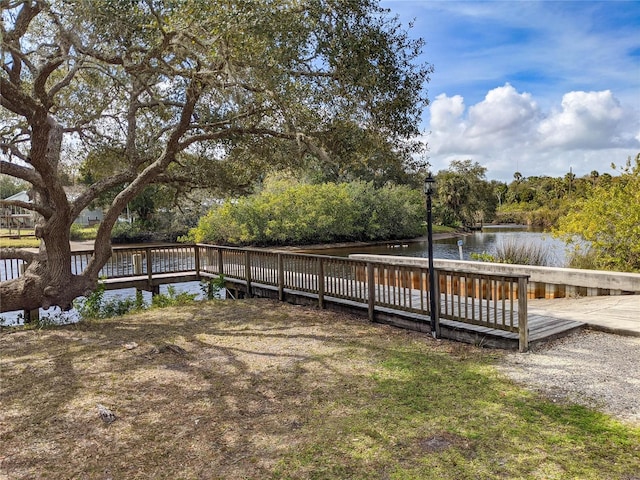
[100,267,587,350]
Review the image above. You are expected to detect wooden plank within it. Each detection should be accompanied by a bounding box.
[23,245,590,349]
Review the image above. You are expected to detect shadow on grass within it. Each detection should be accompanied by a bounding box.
[1,298,638,480]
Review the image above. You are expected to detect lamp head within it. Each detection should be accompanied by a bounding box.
[424,172,435,195]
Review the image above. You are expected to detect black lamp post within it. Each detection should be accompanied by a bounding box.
[424,172,440,338]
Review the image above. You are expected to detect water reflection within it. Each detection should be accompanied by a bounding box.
[309,225,567,266]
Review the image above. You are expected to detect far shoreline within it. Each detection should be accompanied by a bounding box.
[62,223,536,252]
[67,230,470,253]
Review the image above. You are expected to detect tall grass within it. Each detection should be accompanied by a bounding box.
[472,238,554,266]
[494,238,553,266]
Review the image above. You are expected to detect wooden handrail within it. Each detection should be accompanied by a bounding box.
[2,243,531,349]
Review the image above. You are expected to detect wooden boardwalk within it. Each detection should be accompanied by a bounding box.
[3,244,589,350]
[417,289,585,346]
[218,271,586,351]
[85,259,588,350]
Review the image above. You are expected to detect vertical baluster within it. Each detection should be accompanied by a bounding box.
[470,276,476,323]
[501,277,506,329]
[367,262,375,321]
[509,278,515,330]
[449,272,454,317]
[460,274,465,321]
[419,269,425,313]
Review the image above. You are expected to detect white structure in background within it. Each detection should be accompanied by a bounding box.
[1,190,35,229]
[1,190,104,229]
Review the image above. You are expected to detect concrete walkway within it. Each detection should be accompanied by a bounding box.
[528,295,640,337]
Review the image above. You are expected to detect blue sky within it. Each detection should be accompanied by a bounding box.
[381,0,640,182]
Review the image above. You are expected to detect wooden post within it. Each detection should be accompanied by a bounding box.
[145,248,155,295]
[318,257,325,309]
[145,248,152,281]
[278,253,284,301]
[518,276,529,352]
[132,253,143,299]
[194,244,200,278]
[367,262,375,322]
[217,248,224,276]
[245,250,252,298]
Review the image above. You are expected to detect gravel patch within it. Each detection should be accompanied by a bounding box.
[497,330,640,424]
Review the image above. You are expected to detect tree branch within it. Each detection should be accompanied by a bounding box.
[0,248,39,263]
[3,0,42,43]
[48,58,83,98]
[0,160,45,189]
[0,198,52,217]
[0,77,37,119]
[33,56,65,108]
[0,142,29,162]
[69,170,136,220]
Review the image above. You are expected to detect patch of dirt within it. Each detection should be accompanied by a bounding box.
[0,299,453,479]
[416,432,471,453]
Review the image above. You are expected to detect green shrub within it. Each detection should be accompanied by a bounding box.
[75,283,199,319]
[74,281,146,319]
[150,286,198,308]
[565,244,600,270]
[555,159,640,272]
[200,275,226,300]
[70,223,99,241]
[111,221,186,244]
[189,179,425,246]
[470,252,496,262]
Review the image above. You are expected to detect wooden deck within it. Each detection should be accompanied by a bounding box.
[3,244,588,350]
[217,275,586,351]
[99,265,586,351]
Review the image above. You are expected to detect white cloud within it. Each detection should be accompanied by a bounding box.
[430,93,465,132]
[538,90,625,149]
[429,84,540,154]
[466,84,538,139]
[424,85,640,181]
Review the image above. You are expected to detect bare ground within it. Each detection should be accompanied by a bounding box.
[1,299,639,480]
[0,300,443,479]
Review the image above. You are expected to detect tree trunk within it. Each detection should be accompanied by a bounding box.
[0,115,103,313]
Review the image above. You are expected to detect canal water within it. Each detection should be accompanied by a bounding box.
[311,225,567,266]
[0,226,566,326]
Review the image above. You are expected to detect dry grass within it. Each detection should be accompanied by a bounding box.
[1,300,410,479]
[1,299,639,479]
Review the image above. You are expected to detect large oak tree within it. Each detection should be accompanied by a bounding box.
[0,0,431,313]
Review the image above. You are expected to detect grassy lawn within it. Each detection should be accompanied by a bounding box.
[0,236,40,248]
[0,228,39,248]
[1,299,638,479]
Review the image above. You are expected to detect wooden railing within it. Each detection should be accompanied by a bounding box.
[1,244,530,350]
[195,245,529,351]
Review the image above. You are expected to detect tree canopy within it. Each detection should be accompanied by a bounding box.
[434,159,497,228]
[555,155,640,272]
[0,0,431,313]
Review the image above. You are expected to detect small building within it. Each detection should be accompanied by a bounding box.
[1,190,36,228]
[1,190,104,228]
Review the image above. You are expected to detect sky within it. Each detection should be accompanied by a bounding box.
[381,0,640,182]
